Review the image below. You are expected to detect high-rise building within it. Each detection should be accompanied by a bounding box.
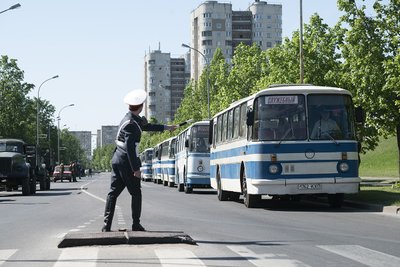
[144,49,190,123]
[70,131,92,160]
[190,0,282,80]
[97,125,118,147]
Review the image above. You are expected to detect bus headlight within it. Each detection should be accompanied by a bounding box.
[269,164,279,174]
[197,166,204,172]
[339,162,349,172]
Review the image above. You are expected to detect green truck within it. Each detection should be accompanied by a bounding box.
[0,138,50,195]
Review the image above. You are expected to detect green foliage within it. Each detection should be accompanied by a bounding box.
[0,56,35,141]
[92,144,115,171]
[337,0,400,152]
[59,130,86,165]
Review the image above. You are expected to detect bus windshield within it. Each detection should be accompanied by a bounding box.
[308,94,356,140]
[190,125,210,152]
[254,95,307,141]
[0,141,23,153]
[144,150,153,163]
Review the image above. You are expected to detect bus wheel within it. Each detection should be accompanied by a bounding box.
[328,193,344,208]
[184,170,192,194]
[242,174,259,208]
[178,183,184,192]
[176,171,184,192]
[184,184,193,194]
[217,170,229,201]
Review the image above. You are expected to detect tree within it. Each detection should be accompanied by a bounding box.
[262,14,343,88]
[92,144,115,171]
[337,0,400,172]
[226,43,269,103]
[59,130,85,164]
[0,56,35,139]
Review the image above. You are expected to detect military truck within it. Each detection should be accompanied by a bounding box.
[0,138,50,195]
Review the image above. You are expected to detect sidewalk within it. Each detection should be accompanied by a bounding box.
[360,176,399,186]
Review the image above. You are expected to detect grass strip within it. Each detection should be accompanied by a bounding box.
[346,185,400,206]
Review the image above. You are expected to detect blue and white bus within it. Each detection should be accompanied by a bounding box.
[175,121,210,193]
[139,148,153,181]
[151,142,162,184]
[159,136,177,187]
[210,85,363,208]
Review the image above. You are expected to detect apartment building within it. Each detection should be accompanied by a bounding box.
[144,49,190,123]
[70,131,92,160]
[97,125,118,147]
[189,0,282,80]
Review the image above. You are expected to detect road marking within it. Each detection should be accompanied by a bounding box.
[54,247,98,267]
[318,245,400,267]
[80,181,106,203]
[155,248,206,267]
[227,245,310,267]
[0,249,17,265]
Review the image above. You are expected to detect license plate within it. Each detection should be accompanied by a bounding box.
[298,184,321,190]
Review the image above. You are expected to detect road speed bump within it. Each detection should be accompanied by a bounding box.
[58,230,196,248]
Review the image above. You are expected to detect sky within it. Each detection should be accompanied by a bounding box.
[1,0,377,140]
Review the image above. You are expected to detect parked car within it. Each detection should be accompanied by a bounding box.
[53,165,72,182]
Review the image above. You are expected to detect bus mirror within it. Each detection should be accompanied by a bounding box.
[208,120,213,145]
[246,110,254,126]
[184,139,189,148]
[355,107,364,123]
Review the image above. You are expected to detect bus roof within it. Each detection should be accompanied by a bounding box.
[256,85,352,97]
[213,85,352,118]
[177,120,209,135]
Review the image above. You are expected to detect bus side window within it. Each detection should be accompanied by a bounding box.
[239,103,247,138]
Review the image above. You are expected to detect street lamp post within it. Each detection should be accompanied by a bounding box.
[36,75,59,166]
[0,3,21,15]
[299,0,304,83]
[182,43,210,119]
[57,104,74,165]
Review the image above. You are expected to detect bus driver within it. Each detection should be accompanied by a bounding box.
[310,108,341,139]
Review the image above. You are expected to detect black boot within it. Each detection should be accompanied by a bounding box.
[132,223,145,231]
[102,195,116,232]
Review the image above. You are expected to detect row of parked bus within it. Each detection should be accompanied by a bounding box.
[140,85,364,208]
[140,120,211,194]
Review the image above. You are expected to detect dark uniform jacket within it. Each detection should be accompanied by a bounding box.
[113,112,164,173]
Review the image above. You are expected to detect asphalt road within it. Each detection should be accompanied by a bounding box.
[0,172,399,267]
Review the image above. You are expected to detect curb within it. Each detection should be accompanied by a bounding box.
[58,230,196,248]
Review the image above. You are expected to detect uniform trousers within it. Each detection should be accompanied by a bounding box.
[103,159,142,230]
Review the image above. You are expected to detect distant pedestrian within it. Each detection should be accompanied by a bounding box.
[71,161,77,182]
[102,89,177,232]
[60,163,64,182]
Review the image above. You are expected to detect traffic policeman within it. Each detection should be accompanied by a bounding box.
[102,89,177,232]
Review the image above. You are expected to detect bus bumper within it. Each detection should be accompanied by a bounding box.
[249,177,361,195]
